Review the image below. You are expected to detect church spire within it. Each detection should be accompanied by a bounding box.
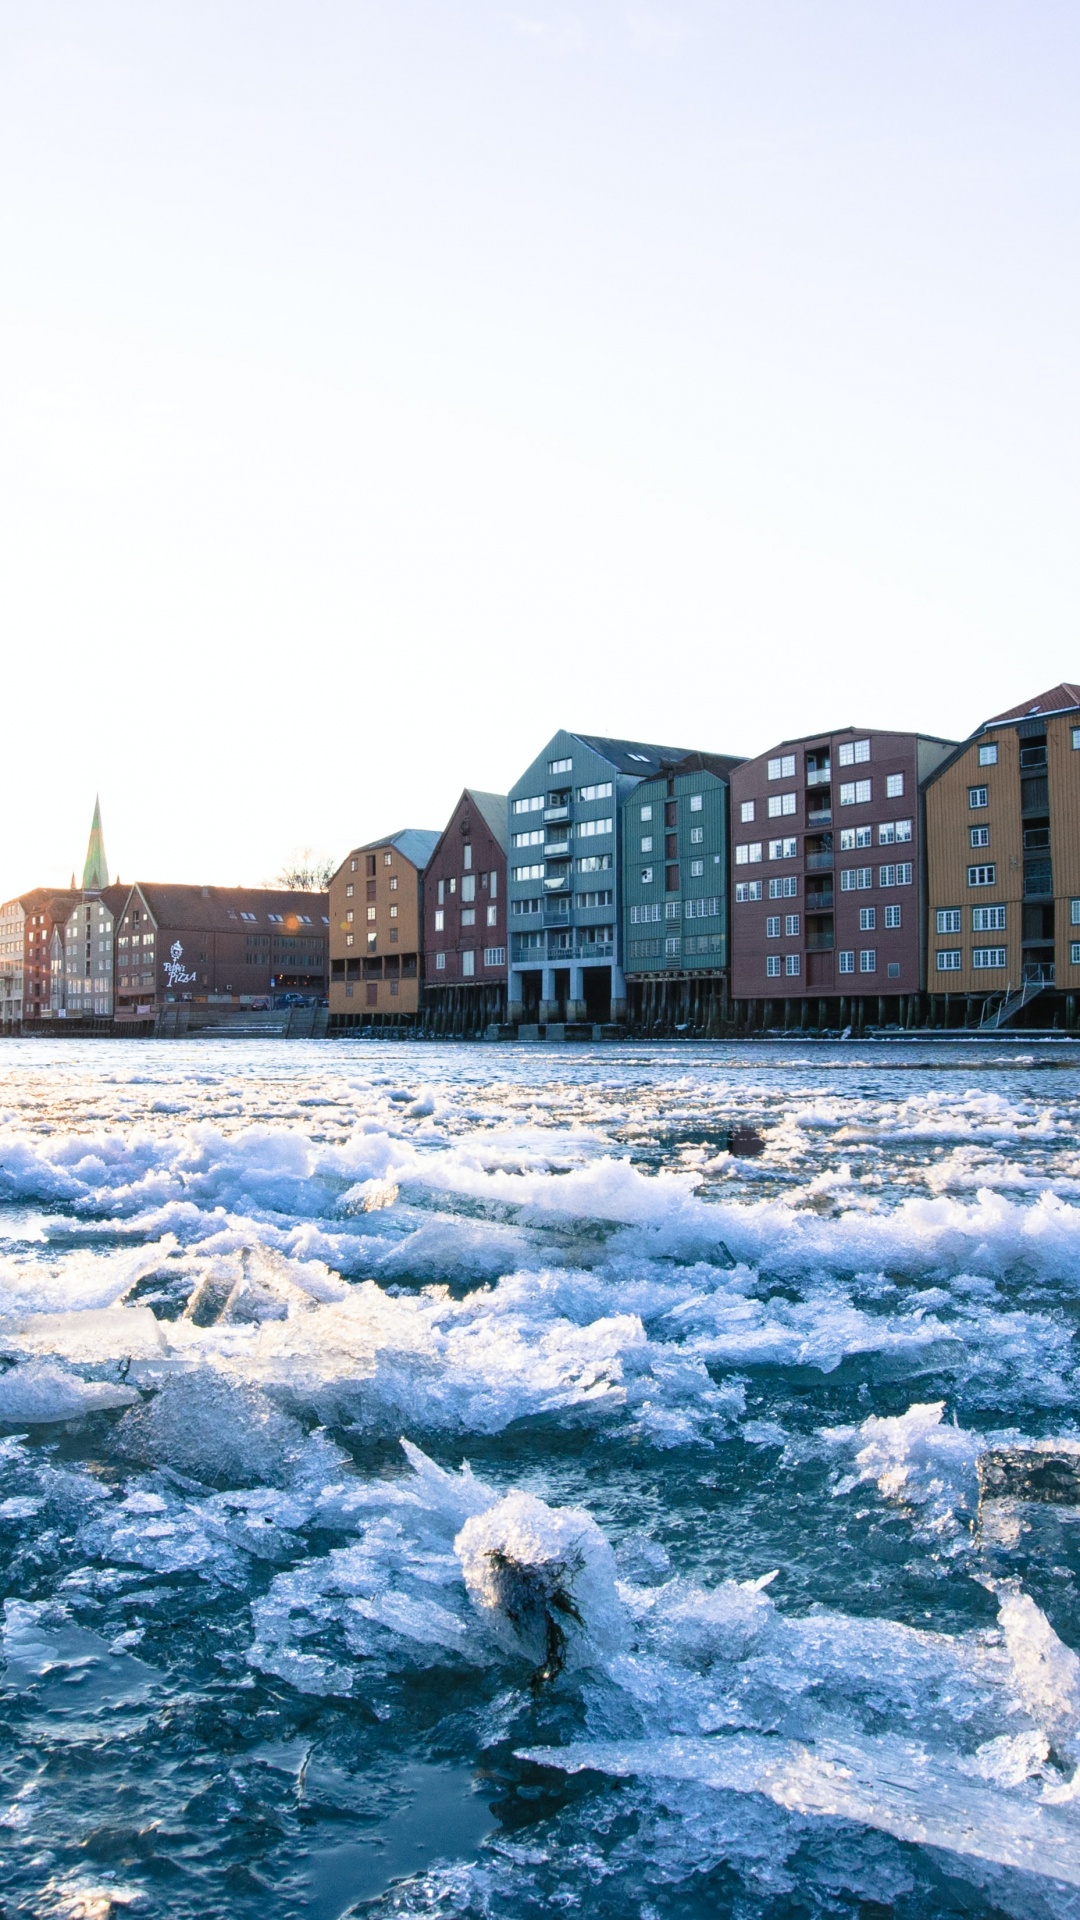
[81,796,109,891]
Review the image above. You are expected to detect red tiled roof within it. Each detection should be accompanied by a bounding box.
[984,683,1080,723]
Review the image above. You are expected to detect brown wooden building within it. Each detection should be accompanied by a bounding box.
[328,830,439,1028]
[924,683,1080,1025]
[729,727,955,1029]
[113,884,329,1021]
[421,790,508,1034]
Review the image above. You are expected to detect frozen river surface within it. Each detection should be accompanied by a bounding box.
[4,1038,1080,1917]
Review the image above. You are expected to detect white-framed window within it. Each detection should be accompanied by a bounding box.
[690,859,704,877]
[640,836,653,853]
[768,876,798,898]
[840,867,873,891]
[973,947,1007,970]
[641,866,654,884]
[936,908,961,933]
[879,863,913,886]
[735,881,763,902]
[884,905,902,928]
[840,779,872,806]
[970,826,989,848]
[577,817,612,838]
[839,826,873,851]
[972,905,1006,931]
[785,914,800,936]
[461,874,476,903]
[640,804,653,821]
[1072,899,1080,925]
[483,946,506,966]
[735,842,763,864]
[463,843,473,871]
[435,952,446,970]
[513,794,544,814]
[859,949,876,972]
[511,898,542,916]
[969,786,988,809]
[968,864,996,887]
[577,854,612,872]
[766,915,781,937]
[630,903,662,924]
[684,896,721,919]
[513,828,544,848]
[877,820,912,846]
[434,909,444,931]
[768,838,796,860]
[689,827,703,844]
[367,906,376,922]
[548,757,572,774]
[978,743,998,765]
[767,754,796,780]
[487,904,498,926]
[462,950,475,976]
[885,772,904,797]
[578,782,612,801]
[839,739,871,765]
[838,950,855,973]
[785,953,800,976]
[766,954,781,977]
[936,949,961,971]
[513,863,544,880]
[689,793,703,811]
[859,906,876,930]
[664,900,680,921]
[768,792,797,818]
[740,800,755,822]
[1072,942,1080,963]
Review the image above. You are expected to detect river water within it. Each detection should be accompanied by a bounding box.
[3,1035,1080,1918]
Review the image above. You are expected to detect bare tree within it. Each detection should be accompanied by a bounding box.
[272,848,335,891]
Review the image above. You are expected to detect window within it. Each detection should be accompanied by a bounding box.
[969,786,988,809]
[689,827,703,844]
[513,863,544,881]
[785,914,800,937]
[630,903,662,923]
[1073,729,1080,751]
[859,907,876,931]
[461,874,476,903]
[768,838,795,860]
[461,908,475,926]
[578,890,613,908]
[766,915,781,937]
[512,898,541,916]
[1072,943,1080,964]
[785,954,800,976]
[972,905,1006,931]
[461,950,475,976]
[768,792,797,817]
[1072,899,1080,925]
[838,950,856,975]
[577,854,612,872]
[879,863,913,886]
[389,904,398,918]
[578,782,612,801]
[935,908,961,934]
[514,829,544,848]
[768,876,798,898]
[740,800,755,822]
[345,884,354,899]
[978,743,998,765]
[840,780,872,806]
[766,954,781,977]
[884,905,902,929]
[970,826,989,849]
[484,946,506,966]
[838,739,871,765]
[735,881,763,902]
[735,842,762,864]
[690,794,703,812]
[690,859,703,876]
[350,859,358,873]
[367,906,376,922]
[514,794,544,814]
[878,820,912,845]
[640,836,653,853]
[384,853,392,866]
[684,897,720,919]
[968,864,996,887]
[640,866,654,884]
[549,757,573,774]
[839,826,873,851]
[240,910,256,922]
[973,947,1007,970]
[577,817,612,838]
[487,903,497,927]
[885,772,905,798]
[859,949,876,973]
[935,949,961,972]
[840,867,873,891]
[640,804,653,821]
[767,754,796,780]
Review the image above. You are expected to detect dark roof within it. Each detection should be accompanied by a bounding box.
[462,790,508,852]
[983,683,1080,724]
[125,883,330,932]
[668,750,746,781]
[571,733,699,776]
[768,726,956,752]
[16,887,79,921]
[349,829,441,871]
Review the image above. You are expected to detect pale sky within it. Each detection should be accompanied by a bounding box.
[2,2,1079,902]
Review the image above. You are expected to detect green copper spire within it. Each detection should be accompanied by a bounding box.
[81,796,109,891]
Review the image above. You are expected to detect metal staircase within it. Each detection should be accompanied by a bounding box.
[978,978,1048,1031]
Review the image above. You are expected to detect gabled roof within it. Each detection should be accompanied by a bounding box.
[123,883,330,932]
[571,733,698,776]
[983,683,1080,724]
[668,750,746,781]
[350,829,441,871]
[462,790,508,852]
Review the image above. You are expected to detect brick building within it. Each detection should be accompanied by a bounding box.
[328,830,439,1028]
[924,683,1080,1025]
[113,884,329,1021]
[422,790,508,1034]
[729,726,954,1029]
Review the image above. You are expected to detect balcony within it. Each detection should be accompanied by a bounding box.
[576,941,614,959]
[544,839,571,859]
[806,850,834,871]
[806,768,831,786]
[543,874,570,893]
[543,805,569,824]
[1023,960,1055,984]
[806,890,834,911]
[807,809,832,829]
[543,909,570,927]
[1023,859,1053,898]
[806,933,835,952]
[1020,745,1048,769]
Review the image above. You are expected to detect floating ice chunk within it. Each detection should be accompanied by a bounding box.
[997,1586,1080,1764]
[338,1179,400,1215]
[400,1438,497,1524]
[959,1729,1051,1788]
[0,1307,165,1363]
[831,1401,981,1538]
[114,1370,312,1487]
[454,1490,622,1675]
[0,1361,139,1423]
